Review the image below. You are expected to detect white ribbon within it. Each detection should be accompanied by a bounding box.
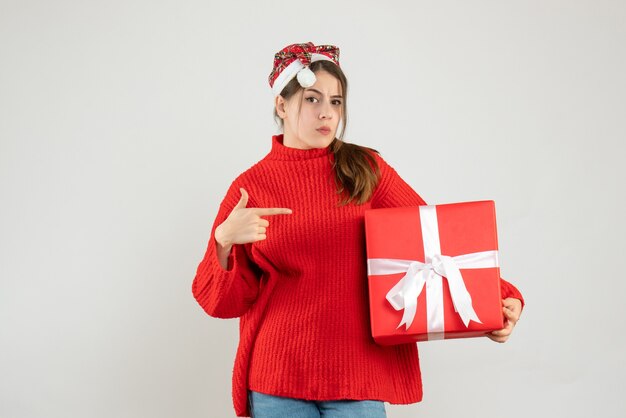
[367,205,499,334]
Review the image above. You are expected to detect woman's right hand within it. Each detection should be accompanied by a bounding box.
[215,187,293,249]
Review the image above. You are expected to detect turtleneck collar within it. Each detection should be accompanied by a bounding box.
[266,134,333,161]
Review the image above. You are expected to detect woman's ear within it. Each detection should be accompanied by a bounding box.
[275,95,287,119]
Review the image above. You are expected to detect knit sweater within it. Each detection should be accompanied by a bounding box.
[192,134,525,417]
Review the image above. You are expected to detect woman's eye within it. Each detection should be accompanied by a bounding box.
[305,97,342,106]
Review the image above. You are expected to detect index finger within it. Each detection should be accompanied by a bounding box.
[252,207,293,216]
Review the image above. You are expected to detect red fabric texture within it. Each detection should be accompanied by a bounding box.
[192,134,525,417]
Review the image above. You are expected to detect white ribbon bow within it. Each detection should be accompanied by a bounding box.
[367,205,499,333]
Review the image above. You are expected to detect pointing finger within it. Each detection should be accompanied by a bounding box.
[253,207,293,216]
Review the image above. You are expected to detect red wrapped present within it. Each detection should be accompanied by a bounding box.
[364,200,504,345]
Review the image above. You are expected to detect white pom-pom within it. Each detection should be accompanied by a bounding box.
[296,66,316,88]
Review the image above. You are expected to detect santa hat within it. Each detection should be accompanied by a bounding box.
[268,42,340,97]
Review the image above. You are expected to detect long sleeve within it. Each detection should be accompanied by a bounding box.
[371,152,525,310]
[191,178,263,319]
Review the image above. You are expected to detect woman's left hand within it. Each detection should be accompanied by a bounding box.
[486,298,522,343]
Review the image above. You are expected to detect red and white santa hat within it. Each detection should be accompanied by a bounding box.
[268,42,340,97]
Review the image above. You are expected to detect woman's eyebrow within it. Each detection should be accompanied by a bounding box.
[305,88,343,98]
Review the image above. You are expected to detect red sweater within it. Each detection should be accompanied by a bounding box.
[192,134,525,417]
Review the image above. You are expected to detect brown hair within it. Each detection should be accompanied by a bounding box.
[273,60,381,206]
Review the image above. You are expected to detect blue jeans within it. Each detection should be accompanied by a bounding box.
[248,390,387,418]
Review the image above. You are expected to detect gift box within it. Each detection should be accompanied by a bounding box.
[364,200,504,345]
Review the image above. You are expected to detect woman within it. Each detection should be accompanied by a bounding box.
[192,41,524,418]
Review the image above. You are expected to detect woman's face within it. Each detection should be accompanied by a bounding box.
[277,70,343,150]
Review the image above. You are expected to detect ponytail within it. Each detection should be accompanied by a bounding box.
[330,139,380,206]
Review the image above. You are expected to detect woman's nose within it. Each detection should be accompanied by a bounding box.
[319,102,333,119]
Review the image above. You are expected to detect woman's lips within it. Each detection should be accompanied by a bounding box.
[317,127,331,135]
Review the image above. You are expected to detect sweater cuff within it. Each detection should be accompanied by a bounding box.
[500,277,525,312]
[210,235,245,274]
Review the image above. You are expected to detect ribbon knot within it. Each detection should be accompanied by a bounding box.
[427,254,452,277]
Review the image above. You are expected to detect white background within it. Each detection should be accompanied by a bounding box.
[1,0,624,417]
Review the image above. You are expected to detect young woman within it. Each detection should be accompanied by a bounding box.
[192,41,524,418]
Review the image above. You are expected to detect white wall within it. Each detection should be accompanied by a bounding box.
[1,0,624,417]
